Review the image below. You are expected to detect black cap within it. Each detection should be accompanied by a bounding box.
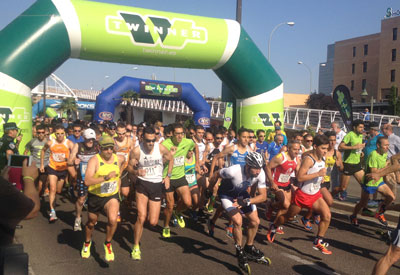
[3,122,19,131]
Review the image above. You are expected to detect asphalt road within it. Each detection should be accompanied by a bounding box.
[14,192,400,275]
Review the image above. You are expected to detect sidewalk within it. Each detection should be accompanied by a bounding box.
[331,177,400,223]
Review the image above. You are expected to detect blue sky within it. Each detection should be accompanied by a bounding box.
[0,0,398,97]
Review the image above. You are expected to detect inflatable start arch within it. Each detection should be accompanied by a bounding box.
[0,0,283,150]
[94,76,211,127]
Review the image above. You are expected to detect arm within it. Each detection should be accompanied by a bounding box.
[194,144,201,175]
[40,141,51,173]
[160,144,173,190]
[208,169,222,192]
[249,187,267,205]
[67,143,79,179]
[265,154,283,191]
[210,145,233,176]
[127,147,140,175]
[84,156,105,186]
[338,141,364,151]
[297,156,326,182]
[21,160,40,219]
[335,150,344,171]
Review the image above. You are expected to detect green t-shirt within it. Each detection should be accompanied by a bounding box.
[363,150,387,187]
[342,131,363,164]
[162,138,195,179]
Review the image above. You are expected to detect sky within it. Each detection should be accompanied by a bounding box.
[0,0,398,98]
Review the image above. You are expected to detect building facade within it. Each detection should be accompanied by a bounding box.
[320,14,400,106]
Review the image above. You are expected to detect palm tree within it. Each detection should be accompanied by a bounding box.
[59,97,78,119]
[121,90,139,124]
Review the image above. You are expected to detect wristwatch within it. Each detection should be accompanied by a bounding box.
[167,173,172,178]
[104,175,110,181]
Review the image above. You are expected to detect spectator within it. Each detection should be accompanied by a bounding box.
[267,120,287,144]
[382,123,400,158]
[67,124,84,144]
[0,123,22,171]
[267,134,285,160]
[256,129,269,160]
[363,108,371,121]
[331,122,346,150]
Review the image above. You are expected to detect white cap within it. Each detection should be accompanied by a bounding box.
[83,128,96,140]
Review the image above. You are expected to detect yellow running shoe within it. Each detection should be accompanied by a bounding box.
[131,247,141,260]
[162,227,171,238]
[173,211,185,228]
[81,241,91,259]
[104,242,115,262]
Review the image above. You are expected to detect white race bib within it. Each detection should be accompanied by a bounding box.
[185,174,196,184]
[53,153,66,162]
[100,181,117,194]
[311,177,322,192]
[174,156,184,167]
[278,173,290,183]
[145,166,158,177]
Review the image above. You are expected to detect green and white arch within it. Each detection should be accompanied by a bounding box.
[0,0,283,150]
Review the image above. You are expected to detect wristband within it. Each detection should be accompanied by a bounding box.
[104,175,110,181]
[23,176,35,182]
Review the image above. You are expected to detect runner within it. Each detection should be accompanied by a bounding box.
[267,135,332,255]
[40,125,74,222]
[81,135,125,261]
[128,126,173,260]
[161,123,199,238]
[265,142,301,233]
[67,128,99,231]
[208,152,270,273]
[350,136,394,227]
[185,149,201,221]
[267,134,285,160]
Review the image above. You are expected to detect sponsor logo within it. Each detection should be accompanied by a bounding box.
[256,113,281,127]
[198,117,210,126]
[0,106,30,126]
[77,103,95,110]
[386,7,400,18]
[144,83,179,95]
[106,11,208,50]
[224,117,232,122]
[99,111,113,121]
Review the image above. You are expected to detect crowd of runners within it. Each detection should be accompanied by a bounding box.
[7,116,400,274]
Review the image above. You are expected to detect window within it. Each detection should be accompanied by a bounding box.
[391,70,396,82]
[394,28,398,41]
[362,79,366,90]
[352,63,355,74]
[351,80,354,91]
[353,46,356,57]
[364,44,368,56]
[363,62,367,73]
[393,49,397,61]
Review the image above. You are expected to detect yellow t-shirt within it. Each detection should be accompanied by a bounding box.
[88,154,120,197]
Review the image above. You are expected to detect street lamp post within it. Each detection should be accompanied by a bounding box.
[268,21,295,61]
[361,88,374,116]
[297,61,312,94]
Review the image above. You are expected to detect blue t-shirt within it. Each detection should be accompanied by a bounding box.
[256,141,269,155]
[268,142,283,160]
[364,133,384,160]
[67,135,84,144]
[229,146,249,166]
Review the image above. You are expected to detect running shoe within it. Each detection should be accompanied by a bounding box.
[362,208,375,217]
[301,217,313,231]
[225,225,234,238]
[313,215,321,225]
[49,210,58,223]
[104,242,115,262]
[313,240,332,255]
[375,213,388,226]
[276,226,284,235]
[74,217,82,231]
[131,247,141,260]
[173,211,185,228]
[161,198,166,208]
[162,227,171,238]
[81,241,91,258]
[266,226,276,243]
[349,215,359,227]
[171,217,178,227]
[43,188,49,197]
[117,211,121,223]
[207,203,214,213]
[207,219,215,237]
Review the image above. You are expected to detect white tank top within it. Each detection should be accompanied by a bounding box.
[300,155,325,195]
[138,142,163,183]
[196,140,206,161]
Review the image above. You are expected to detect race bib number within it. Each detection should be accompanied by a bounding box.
[174,156,184,167]
[311,177,322,192]
[185,174,196,184]
[278,173,290,183]
[145,166,158,176]
[53,153,66,162]
[100,181,117,194]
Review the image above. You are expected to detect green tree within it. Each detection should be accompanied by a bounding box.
[306,92,336,110]
[389,85,400,116]
[59,97,77,119]
[121,90,139,125]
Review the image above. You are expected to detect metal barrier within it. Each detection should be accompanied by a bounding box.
[284,107,400,130]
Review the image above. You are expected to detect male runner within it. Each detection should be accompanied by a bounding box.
[40,125,74,222]
[208,152,269,273]
[350,136,394,226]
[267,135,332,255]
[128,127,173,260]
[81,135,125,261]
[67,128,99,231]
[265,142,300,232]
[161,123,199,237]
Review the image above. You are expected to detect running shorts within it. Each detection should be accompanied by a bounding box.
[135,178,163,201]
[292,189,322,209]
[87,193,119,214]
[165,177,188,192]
[343,162,363,176]
[46,166,67,180]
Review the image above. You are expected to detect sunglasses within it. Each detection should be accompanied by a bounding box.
[258,135,265,137]
[216,137,223,140]
[102,146,114,151]
[74,130,81,132]
[145,138,156,143]
[249,136,255,138]
[117,132,126,135]
[306,140,313,142]
[37,131,45,134]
